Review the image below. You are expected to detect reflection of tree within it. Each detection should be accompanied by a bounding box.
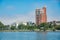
[36,32,41,40]
[42,32,47,40]
[36,32,47,40]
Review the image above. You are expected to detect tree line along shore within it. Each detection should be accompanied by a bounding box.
[0,21,60,32]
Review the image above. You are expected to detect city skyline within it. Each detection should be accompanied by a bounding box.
[0,0,60,25]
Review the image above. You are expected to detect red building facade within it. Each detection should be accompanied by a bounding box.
[36,6,47,25]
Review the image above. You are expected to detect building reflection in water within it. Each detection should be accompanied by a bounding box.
[36,32,47,40]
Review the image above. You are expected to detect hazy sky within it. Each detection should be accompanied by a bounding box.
[0,0,60,25]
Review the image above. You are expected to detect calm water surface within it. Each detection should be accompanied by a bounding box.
[0,32,60,40]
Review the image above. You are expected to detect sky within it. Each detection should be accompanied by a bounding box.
[0,0,60,25]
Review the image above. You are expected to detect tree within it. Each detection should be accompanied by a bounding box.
[38,23,49,31]
[4,25,10,30]
[55,25,60,30]
[10,26,16,30]
[18,24,26,29]
[48,22,52,28]
[52,21,56,31]
[0,21,4,30]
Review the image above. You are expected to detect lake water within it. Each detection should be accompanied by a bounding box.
[0,32,60,40]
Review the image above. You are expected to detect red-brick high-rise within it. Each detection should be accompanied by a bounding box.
[36,6,47,25]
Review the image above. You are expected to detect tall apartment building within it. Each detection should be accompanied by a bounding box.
[36,6,47,25]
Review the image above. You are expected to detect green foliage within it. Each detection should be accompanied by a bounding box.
[18,24,25,29]
[38,23,49,30]
[55,25,60,30]
[18,24,37,31]
[0,20,60,31]
[39,23,47,27]
[0,21,4,30]
[4,25,10,30]
[10,26,16,30]
[48,22,53,28]
[53,21,56,27]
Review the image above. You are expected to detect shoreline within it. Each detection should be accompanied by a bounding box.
[0,30,60,32]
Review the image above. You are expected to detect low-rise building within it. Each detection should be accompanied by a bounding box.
[49,21,60,25]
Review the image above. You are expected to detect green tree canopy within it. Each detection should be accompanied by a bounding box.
[10,26,16,30]
[0,21,4,30]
